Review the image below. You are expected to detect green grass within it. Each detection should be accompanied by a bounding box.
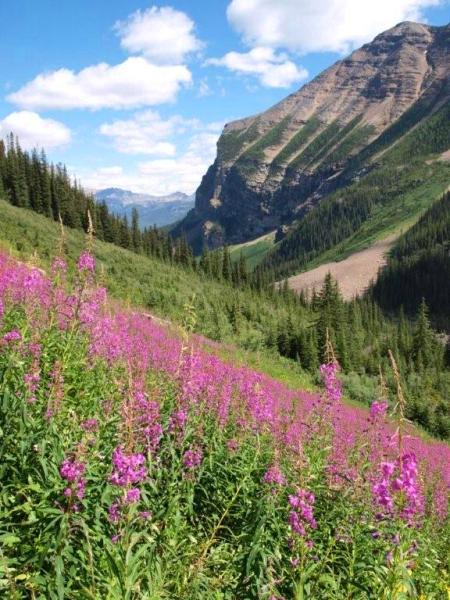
[229,232,276,269]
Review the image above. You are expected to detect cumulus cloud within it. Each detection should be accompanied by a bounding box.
[0,111,71,149]
[99,110,200,155]
[7,57,191,111]
[207,46,307,88]
[227,0,442,55]
[81,124,223,196]
[115,6,203,64]
[137,130,220,194]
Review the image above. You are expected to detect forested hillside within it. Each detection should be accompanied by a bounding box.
[372,192,450,330]
[0,134,197,267]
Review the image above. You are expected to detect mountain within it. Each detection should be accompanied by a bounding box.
[175,21,450,253]
[95,188,195,228]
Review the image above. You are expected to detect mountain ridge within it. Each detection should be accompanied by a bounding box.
[175,20,450,252]
[95,187,195,227]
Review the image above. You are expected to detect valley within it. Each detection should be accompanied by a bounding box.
[0,9,449,598]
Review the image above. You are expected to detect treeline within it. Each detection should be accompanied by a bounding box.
[271,275,449,438]
[0,134,260,288]
[0,133,156,250]
[372,192,450,330]
[0,134,280,297]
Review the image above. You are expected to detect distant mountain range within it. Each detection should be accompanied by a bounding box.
[94,188,195,228]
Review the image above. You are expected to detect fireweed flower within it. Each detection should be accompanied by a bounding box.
[3,329,22,343]
[183,445,203,469]
[169,408,188,434]
[51,257,67,278]
[370,401,389,420]
[60,457,86,506]
[320,362,342,405]
[80,418,98,432]
[108,447,147,528]
[124,488,141,504]
[288,489,317,542]
[226,438,239,453]
[109,446,147,487]
[132,391,163,453]
[108,502,121,523]
[263,464,286,487]
[77,251,95,273]
[372,453,422,522]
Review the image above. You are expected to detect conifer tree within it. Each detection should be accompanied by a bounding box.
[222,246,232,281]
[131,207,142,252]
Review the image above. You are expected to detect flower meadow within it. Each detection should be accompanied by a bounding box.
[0,250,448,599]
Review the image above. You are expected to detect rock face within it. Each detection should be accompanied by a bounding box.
[175,21,450,251]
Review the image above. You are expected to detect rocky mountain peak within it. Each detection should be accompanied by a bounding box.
[174,21,450,251]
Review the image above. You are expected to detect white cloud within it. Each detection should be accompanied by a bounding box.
[0,111,71,149]
[80,124,223,196]
[137,130,220,194]
[206,46,307,88]
[7,57,191,110]
[115,6,203,64]
[227,0,442,55]
[99,109,200,155]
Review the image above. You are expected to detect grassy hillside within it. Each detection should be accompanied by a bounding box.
[0,198,313,391]
[1,249,448,598]
[229,231,276,269]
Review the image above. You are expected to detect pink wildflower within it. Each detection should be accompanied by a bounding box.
[288,489,317,541]
[60,457,86,504]
[183,446,203,469]
[263,464,286,487]
[320,362,342,405]
[3,329,22,342]
[77,251,95,273]
[109,446,147,487]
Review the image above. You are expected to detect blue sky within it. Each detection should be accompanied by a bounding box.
[1,0,449,195]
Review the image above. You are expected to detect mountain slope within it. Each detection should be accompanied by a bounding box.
[175,21,450,252]
[284,234,398,301]
[95,188,194,227]
[263,101,450,278]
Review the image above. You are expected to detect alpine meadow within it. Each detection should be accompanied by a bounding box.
[0,3,449,599]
